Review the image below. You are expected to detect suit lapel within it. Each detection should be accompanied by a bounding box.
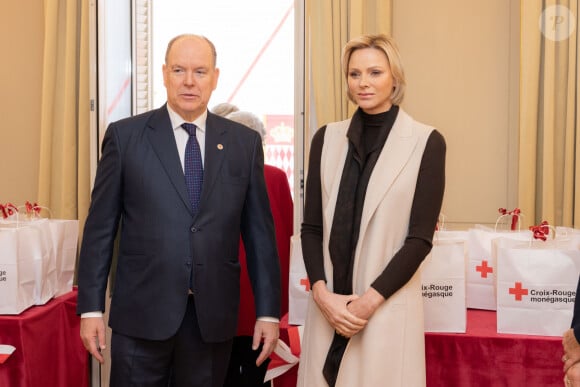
[199,112,227,209]
[147,105,192,214]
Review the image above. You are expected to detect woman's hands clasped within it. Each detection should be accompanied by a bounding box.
[311,280,384,338]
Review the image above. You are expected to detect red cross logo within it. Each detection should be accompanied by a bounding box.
[300,278,311,292]
[509,282,529,301]
[476,260,493,278]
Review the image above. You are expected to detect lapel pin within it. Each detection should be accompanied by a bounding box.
[217,144,224,150]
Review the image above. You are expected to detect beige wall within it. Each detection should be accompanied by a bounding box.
[393,0,520,229]
[0,4,44,204]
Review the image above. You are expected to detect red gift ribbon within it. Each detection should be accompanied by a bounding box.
[498,207,521,231]
[0,203,18,219]
[25,201,41,216]
[529,220,550,241]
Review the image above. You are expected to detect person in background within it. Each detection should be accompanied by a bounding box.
[211,106,293,387]
[76,34,280,387]
[297,33,446,387]
[212,102,240,117]
[562,279,580,386]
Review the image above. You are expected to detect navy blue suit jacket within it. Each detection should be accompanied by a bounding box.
[77,105,281,342]
[573,277,580,341]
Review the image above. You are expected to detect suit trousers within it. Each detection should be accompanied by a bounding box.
[110,295,233,387]
[223,336,270,387]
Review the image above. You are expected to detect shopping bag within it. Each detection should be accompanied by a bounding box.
[466,226,531,310]
[22,219,57,305]
[0,228,36,314]
[496,235,580,336]
[421,230,467,333]
[47,219,79,296]
[288,235,310,325]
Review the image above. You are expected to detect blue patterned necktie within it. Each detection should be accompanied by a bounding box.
[182,123,203,213]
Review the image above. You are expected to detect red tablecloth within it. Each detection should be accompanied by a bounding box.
[273,309,564,387]
[0,290,89,387]
[426,309,562,387]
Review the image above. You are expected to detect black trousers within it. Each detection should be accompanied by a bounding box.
[110,295,233,387]
[223,336,270,387]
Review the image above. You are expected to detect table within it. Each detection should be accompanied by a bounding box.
[272,309,563,387]
[0,290,89,387]
[426,309,562,386]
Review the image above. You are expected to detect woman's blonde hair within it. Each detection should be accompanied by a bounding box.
[342,34,406,106]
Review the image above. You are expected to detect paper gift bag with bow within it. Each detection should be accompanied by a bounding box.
[496,222,580,336]
[47,219,79,296]
[0,228,36,314]
[22,219,57,305]
[466,208,532,310]
[1,203,58,308]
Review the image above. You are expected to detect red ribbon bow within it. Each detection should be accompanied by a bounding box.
[0,203,18,219]
[25,201,41,216]
[529,220,550,241]
[498,207,521,231]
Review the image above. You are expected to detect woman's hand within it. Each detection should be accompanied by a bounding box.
[346,287,385,321]
[311,280,367,338]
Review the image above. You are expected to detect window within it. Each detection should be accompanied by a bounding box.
[135,0,298,194]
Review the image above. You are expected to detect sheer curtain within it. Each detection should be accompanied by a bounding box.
[38,0,90,229]
[519,1,579,226]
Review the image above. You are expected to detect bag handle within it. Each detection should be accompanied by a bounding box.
[18,201,52,220]
[495,208,524,231]
[435,213,446,231]
[0,202,52,229]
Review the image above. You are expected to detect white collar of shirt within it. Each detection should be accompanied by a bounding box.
[166,104,207,169]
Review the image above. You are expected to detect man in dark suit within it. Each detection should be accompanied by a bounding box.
[77,34,281,387]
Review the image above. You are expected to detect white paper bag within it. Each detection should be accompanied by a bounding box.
[496,238,580,336]
[47,219,79,296]
[0,228,36,314]
[466,227,531,310]
[21,220,57,305]
[421,230,467,333]
[288,234,310,325]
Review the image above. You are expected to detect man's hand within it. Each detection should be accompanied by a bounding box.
[564,329,580,372]
[565,362,580,386]
[80,317,107,364]
[252,320,279,366]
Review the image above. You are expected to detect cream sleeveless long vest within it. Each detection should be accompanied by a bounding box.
[297,109,433,387]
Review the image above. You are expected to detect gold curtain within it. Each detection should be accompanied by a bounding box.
[39,0,90,229]
[519,1,579,226]
[304,0,392,156]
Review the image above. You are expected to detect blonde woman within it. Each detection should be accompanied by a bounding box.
[298,34,446,387]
